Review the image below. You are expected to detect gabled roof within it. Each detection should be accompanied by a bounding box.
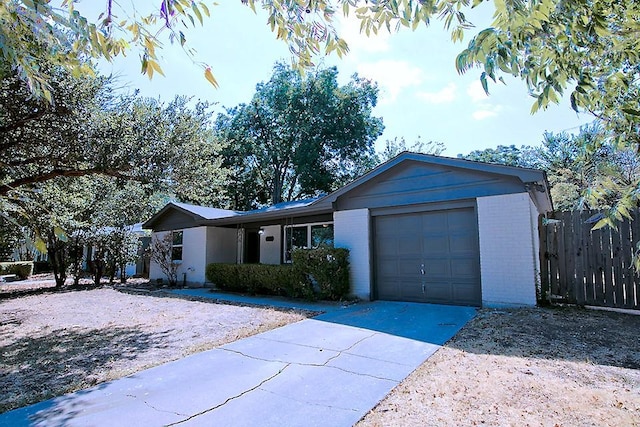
[171,202,240,220]
[314,151,551,210]
[204,196,333,226]
[142,202,239,229]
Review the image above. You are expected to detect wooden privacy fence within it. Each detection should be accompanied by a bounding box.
[539,210,640,310]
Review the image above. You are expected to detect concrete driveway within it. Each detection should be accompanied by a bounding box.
[0,300,475,426]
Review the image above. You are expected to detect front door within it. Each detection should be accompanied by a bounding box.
[245,230,260,264]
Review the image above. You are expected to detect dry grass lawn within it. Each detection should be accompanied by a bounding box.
[0,287,306,413]
[358,307,640,426]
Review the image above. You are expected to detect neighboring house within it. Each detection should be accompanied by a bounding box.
[143,152,553,307]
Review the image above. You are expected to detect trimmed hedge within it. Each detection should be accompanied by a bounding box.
[205,263,311,299]
[0,261,34,279]
[291,247,350,300]
[205,247,351,301]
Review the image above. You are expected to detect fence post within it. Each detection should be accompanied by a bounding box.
[539,214,549,303]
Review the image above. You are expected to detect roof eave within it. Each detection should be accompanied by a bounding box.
[200,202,334,226]
[142,202,207,229]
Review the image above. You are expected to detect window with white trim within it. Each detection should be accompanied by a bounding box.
[284,222,333,262]
[171,230,183,262]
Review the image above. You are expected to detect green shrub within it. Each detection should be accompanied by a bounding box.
[292,248,350,300]
[205,247,350,301]
[205,263,312,299]
[0,261,34,279]
[33,261,52,274]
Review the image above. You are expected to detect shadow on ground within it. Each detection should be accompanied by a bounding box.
[165,289,478,345]
[446,306,640,370]
[0,326,171,413]
[314,301,477,345]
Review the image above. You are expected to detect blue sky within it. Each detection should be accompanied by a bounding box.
[84,1,592,156]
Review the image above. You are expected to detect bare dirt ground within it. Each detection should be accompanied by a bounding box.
[358,306,640,427]
[0,285,306,413]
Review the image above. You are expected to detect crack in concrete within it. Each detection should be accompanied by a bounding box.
[250,333,375,353]
[218,332,400,382]
[165,364,291,426]
[256,387,362,413]
[125,394,189,418]
[314,364,400,383]
[320,331,377,366]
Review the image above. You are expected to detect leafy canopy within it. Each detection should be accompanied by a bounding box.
[4,0,639,224]
[215,62,383,209]
[0,0,351,101]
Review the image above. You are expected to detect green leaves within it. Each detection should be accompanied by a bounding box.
[54,226,68,243]
[1,0,217,102]
[215,62,383,209]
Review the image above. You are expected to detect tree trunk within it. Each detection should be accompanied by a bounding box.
[271,165,282,205]
[48,242,66,288]
[92,256,103,287]
[70,237,82,286]
[94,266,102,286]
[287,174,298,201]
[120,263,127,284]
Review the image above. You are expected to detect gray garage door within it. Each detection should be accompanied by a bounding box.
[374,207,481,306]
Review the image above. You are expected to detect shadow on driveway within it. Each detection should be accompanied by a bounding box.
[167,289,477,345]
[315,301,477,345]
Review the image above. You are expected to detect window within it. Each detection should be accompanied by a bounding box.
[171,230,183,262]
[284,223,333,262]
[311,224,334,248]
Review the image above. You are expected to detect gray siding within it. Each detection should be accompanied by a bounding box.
[335,160,525,211]
[151,210,201,232]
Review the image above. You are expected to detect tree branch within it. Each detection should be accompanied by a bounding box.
[0,105,70,135]
[0,168,133,196]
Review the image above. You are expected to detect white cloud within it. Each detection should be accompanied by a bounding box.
[417,83,457,104]
[466,80,489,103]
[471,104,503,120]
[356,60,424,103]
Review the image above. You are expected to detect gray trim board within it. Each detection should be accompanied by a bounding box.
[369,199,477,217]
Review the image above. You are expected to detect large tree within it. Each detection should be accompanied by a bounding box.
[216,63,383,209]
[377,137,445,164]
[1,63,230,269]
[4,1,639,130]
[4,0,638,223]
[1,64,228,202]
[459,144,536,169]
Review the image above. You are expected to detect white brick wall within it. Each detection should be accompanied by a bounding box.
[334,209,371,300]
[477,193,538,306]
[179,227,208,286]
[259,225,282,265]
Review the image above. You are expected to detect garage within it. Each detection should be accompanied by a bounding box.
[374,207,481,306]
